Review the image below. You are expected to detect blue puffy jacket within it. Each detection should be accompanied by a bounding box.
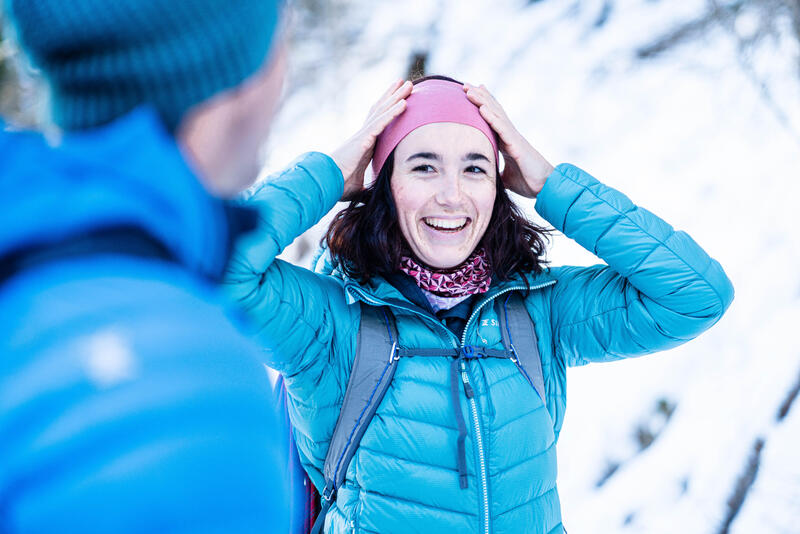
[227,152,734,533]
[0,108,289,533]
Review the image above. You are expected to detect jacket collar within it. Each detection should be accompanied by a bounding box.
[0,107,255,281]
[339,265,557,309]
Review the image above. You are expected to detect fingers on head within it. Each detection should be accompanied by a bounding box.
[466,87,492,108]
[473,84,495,102]
[394,80,413,99]
[383,81,412,108]
[371,99,406,131]
[370,82,409,117]
[478,104,498,120]
[373,79,407,110]
[384,79,404,97]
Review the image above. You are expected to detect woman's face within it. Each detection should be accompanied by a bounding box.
[390,122,497,269]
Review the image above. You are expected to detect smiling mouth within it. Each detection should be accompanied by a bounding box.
[422,217,471,232]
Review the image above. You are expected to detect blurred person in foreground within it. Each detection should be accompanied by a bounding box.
[0,1,291,532]
[226,76,735,533]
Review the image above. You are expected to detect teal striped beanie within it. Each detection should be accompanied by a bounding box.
[6,0,282,131]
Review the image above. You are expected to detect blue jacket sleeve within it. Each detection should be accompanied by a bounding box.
[223,152,358,488]
[534,163,734,367]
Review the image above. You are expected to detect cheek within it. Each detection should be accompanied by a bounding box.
[467,181,497,220]
[391,180,426,216]
[391,183,410,213]
[480,193,496,218]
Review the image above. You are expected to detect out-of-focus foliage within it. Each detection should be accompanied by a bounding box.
[635,0,800,137]
[2,0,799,131]
[285,0,365,92]
[637,0,800,67]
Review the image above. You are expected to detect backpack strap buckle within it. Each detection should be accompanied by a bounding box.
[460,345,486,359]
[508,342,519,363]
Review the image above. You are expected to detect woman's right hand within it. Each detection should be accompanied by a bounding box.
[331,79,412,201]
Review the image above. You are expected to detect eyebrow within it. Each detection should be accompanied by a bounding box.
[406,152,441,162]
[405,152,491,163]
[464,153,490,163]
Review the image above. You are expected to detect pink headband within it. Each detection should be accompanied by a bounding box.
[371,79,499,177]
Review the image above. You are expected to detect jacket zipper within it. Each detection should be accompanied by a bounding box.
[459,281,556,347]
[460,360,489,534]
[347,279,556,534]
[457,280,556,534]
[345,284,460,349]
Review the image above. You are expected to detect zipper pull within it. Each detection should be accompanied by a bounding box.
[460,361,474,399]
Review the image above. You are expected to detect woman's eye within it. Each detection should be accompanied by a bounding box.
[466,166,486,174]
[412,164,435,173]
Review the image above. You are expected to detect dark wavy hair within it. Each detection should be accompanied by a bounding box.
[324,75,551,283]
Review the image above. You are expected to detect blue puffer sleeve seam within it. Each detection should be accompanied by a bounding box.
[269,296,332,360]
[250,151,343,209]
[291,151,344,208]
[537,163,732,314]
[557,304,628,330]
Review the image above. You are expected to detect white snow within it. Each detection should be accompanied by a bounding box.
[261,0,800,531]
[730,396,800,533]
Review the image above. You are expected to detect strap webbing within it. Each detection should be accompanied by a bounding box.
[449,356,470,489]
[313,305,398,534]
[396,347,511,359]
[499,294,546,402]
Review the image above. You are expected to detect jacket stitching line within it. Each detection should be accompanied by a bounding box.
[557,304,628,330]
[357,487,478,517]
[368,411,458,432]
[357,444,461,473]
[493,485,559,518]
[491,440,556,477]
[558,171,728,311]
[491,405,548,433]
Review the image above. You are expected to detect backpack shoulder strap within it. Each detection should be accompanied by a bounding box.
[312,304,399,534]
[498,294,546,402]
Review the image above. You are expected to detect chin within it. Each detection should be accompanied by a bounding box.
[419,250,473,270]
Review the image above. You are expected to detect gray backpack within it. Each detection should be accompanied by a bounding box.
[310,294,545,534]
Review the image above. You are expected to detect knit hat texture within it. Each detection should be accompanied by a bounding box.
[6,0,282,131]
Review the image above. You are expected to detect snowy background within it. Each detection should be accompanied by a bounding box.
[2,0,798,532]
[264,1,800,532]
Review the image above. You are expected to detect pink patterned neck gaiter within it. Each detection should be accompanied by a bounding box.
[399,249,492,297]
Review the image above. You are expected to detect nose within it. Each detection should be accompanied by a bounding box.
[434,170,463,207]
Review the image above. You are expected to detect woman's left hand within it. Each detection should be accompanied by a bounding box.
[464,84,554,198]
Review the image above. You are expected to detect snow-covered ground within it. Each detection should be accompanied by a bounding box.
[262,0,800,531]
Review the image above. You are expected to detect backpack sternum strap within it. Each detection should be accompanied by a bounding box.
[396,347,510,359]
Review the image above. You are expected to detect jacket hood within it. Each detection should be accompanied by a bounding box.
[0,107,235,280]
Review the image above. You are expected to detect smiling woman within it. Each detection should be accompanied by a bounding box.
[325,77,549,285]
[393,122,498,270]
[226,74,735,534]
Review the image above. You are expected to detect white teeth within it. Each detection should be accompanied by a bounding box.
[423,217,469,230]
